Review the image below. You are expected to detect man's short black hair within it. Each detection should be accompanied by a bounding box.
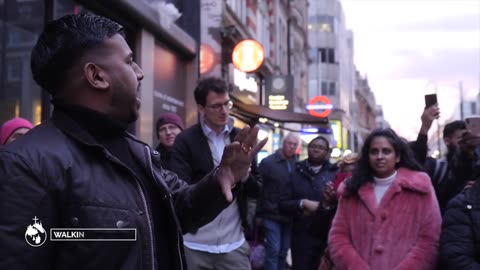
[194,77,228,106]
[443,120,466,138]
[30,14,125,96]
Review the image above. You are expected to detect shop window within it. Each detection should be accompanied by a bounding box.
[309,48,319,62]
[6,58,22,83]
[320,81,336,96]
[321,81,328,95]
[308,15,335,33]
[318,48,335,64]
[329,82,336,95]
[308,79,318,99]
[0,0,44,125]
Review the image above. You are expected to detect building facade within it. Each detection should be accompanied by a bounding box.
[0,0,199,147]
[354,71,378,149]
[1,0,327,154]
[307,0,356,153]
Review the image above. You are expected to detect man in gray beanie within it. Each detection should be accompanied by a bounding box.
[155,112,185,170]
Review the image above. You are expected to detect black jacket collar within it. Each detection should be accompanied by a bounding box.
[51,107,142,150]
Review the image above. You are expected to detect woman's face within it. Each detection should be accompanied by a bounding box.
[368,136,400,178]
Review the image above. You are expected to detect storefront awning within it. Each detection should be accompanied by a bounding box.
[231,96,330,128]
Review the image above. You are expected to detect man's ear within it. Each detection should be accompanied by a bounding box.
[197,104,205,114]
[443,137,451,147]
[84,62,110,90]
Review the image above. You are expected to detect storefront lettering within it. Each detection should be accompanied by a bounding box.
[268,95,289,110]
[154,90,185,107]
[233,69,258,93]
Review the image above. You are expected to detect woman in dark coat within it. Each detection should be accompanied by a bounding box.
[280,136,338,270]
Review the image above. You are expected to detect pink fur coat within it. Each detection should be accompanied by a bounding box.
[328,168,441,270]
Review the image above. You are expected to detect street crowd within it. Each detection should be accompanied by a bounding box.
[1,14,480,270]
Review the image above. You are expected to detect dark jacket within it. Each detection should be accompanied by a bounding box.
[280,160,337,235]
[410,133,429,166]
[440,184,480,269]
[257,149,296,223]
[410,131,476,213]
[436,150,476,213]
[280,160,338,270]
[170,123,261,230]
[155,143,174,171]
[0,111,231,270]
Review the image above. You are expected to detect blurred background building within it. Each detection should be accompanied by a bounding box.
[1,0,391,158]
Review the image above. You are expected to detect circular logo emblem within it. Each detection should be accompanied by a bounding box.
[307,96,333,118]
[232,39,265,73]
[25,216,47,247]
[272,77,285,90]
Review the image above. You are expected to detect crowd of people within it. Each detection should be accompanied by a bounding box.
[1,13,480,270]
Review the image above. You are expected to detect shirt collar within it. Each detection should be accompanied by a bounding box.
[200,114,234,137]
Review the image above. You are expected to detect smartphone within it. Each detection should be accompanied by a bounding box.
[466,116,480,135]
[425,94,437,108]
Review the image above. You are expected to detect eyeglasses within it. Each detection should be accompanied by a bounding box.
[205,100,233,111]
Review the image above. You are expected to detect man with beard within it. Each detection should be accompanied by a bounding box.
[435,120,468,212]
[0,14,267,270]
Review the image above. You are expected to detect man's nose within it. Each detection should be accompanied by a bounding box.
[134,63,144,81]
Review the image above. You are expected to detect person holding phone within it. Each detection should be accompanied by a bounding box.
[329,128,441,270]
[408,94,473,213]
[408,94,440,166]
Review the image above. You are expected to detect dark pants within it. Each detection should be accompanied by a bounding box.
[263,218,292,270]
[291,231,326,270]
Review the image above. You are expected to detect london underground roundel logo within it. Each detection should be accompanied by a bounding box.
[307,96,333,118]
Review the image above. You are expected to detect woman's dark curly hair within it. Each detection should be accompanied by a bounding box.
[346,128,423,193]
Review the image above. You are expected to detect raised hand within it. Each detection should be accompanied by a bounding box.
[321,181,337,208]
[216,125,268,202]
[302,199,320,216]
[420,105,440,135]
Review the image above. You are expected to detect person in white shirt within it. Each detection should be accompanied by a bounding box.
[171,77,261,270]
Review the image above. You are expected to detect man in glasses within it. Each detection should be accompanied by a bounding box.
[171,77,261,270]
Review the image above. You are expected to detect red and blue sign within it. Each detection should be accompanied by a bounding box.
[306,96,333,118]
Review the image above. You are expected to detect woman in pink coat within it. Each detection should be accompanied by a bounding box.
[328,128,441,270]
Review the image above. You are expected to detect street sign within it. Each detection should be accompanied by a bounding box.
[307,96,332,118]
